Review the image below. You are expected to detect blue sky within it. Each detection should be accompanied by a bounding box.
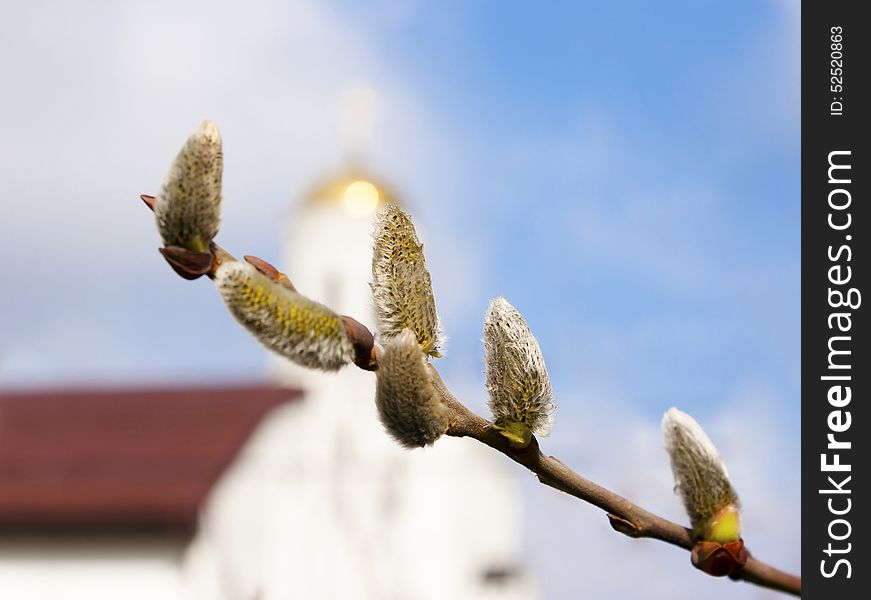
[349,0,801,426]
[0,1,799,597]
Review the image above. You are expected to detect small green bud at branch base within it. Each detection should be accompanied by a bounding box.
[662,407,741,540]
[662,407,747,576]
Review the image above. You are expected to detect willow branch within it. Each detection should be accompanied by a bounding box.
[138,196,800,597]
[428,366,801,597]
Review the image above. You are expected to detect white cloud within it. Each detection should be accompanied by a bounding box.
[0,0,485,382]
[0,0,373,256]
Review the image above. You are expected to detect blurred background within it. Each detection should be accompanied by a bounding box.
[0,1,799,599]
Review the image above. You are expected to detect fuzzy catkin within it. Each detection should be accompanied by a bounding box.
[483,297,554,441]
[155,121,223,252]
[662,407,740,537]
[215,261,354,371]
[371,205,444,356]
[375,329,450,448]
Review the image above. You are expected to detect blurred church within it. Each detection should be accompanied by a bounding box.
[0,95,538,599]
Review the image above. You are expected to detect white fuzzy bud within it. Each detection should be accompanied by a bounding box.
[375,329,450,448]
[662,407,741,541]
[155,121,223,252]
[371,205,444,357]
[215,261,354,371]
[484,297,554,445]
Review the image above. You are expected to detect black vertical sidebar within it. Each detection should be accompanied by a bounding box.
[802,2,869,598]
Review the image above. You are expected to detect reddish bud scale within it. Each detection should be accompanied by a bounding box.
[691,539,748,577]
[159,246,213,280]
[244,255,296,291]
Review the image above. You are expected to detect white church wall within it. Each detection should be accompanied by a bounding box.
[0,535,186,600]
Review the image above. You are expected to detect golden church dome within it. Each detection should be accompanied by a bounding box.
[303,170,398,216]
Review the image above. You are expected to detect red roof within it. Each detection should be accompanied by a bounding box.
[0,384,301,531]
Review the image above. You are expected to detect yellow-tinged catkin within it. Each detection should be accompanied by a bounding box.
[662,407,741,542]
[371,205,444,357]
[215,261,354,371]
[375,329,450,448]
[483,297,554,446]
[155,121,223,252]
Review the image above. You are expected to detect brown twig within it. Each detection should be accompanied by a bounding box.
[139,195,801,597]
[428,366,801,596]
